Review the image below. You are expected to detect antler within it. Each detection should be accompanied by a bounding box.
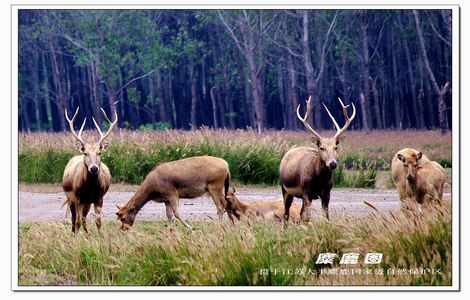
[65,107,86,147]
[296,96,322,140]
[322,97,356,139]
[92,107,118,145]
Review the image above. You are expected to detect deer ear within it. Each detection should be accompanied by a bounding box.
[311,136,321,147]
[76,142,85,152]
[416,152,423,161]
[100,142,109,151]
[397,154,405,162]
[336,135,345,145]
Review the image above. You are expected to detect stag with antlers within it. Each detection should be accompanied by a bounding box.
[280,96,356,221]
[61,107,118,233]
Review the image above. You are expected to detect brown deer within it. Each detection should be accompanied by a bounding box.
[115,156,236,231]
[225,187,301,222]
[280,96,356,221]
[62,107,118,233]
[391,148,446,208]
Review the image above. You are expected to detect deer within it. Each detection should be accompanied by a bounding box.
[391,148,446,208]
[225,187,301,222]
[115,156,237,231]
[280,96,356,222]
[62,107,118,233]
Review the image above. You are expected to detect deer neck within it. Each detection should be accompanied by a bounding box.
[405,177,419,195]
[124,187,151,215]
[233,197,250,214]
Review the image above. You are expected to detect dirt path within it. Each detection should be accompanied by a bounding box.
[18,187,451,223]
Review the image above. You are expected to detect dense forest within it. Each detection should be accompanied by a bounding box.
[18,9,452,133]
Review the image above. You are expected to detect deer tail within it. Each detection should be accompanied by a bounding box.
[61,197,72,218]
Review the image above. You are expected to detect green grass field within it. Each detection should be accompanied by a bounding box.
[19,129,452,187]
[19,202,451,286]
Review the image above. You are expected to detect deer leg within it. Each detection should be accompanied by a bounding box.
[75,203,84,233]
[282,186,293,222]
[94,200,103,230]
[81,203,91,234]
[70,202,77,233]
[300,195,312,223]
[207,186,226,222]
[168,197,192,229]
[320,192,330,220]
[164,201,174,228]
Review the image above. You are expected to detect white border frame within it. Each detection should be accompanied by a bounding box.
[11,3,460,291]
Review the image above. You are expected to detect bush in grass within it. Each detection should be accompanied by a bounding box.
[18,129,451,186]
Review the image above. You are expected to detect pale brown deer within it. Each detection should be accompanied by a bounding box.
[391,148,446,208]
[225,187,301,222]
[115,156,236,231]
[280,96,356,221]
[62,107,118,233]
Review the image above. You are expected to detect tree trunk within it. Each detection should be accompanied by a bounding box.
[417,89,426,128]
[210,86,218,128]
[156,69,168,124]
[398,12,423,128]
[360,12,372,130]
[240,12,264,133]
[149,75,157,129]
[89,62,102,127]
[283,23,299,130]
[370,76,383,129]
[413,10,450,133]
[390,27,402,129]
[222,63,235,129]
[359,93,370,131]
[299,10,321,128]
[48,39,67,131]
[189,62,197,130]
[246,50,263,133]
[31,51,42,131]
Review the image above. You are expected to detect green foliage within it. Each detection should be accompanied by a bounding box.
[18,129,451,187]
[19,147,74,183]
[333,163,378,189]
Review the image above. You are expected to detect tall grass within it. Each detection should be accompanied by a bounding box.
[18,129,451,186]
[19,202,451,286]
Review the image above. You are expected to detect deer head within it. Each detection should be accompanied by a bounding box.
[296,96,356,170]
[397,152,423,182]
[65,107,118,175]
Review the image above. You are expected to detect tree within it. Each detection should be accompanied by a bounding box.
[413,10,450,134]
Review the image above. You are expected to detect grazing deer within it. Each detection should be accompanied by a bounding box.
[225,187,301,222]
[391,148,446,207]
[115,156,236,231]
[280,96,356,221]
[62,107,118,233]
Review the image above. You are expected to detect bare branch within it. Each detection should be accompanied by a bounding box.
[315,11,339,84]
[426,11,451,47]
[369,16,389,62]
[217,10,246,57]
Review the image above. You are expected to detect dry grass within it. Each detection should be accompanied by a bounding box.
[19,201,452,286]
[19,128,452,162]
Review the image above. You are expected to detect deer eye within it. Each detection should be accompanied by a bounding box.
[98,152,102,155]
[414,163,418,167]
[334,146,338,150]
[84,152,88,156]
[319,147,325,151]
